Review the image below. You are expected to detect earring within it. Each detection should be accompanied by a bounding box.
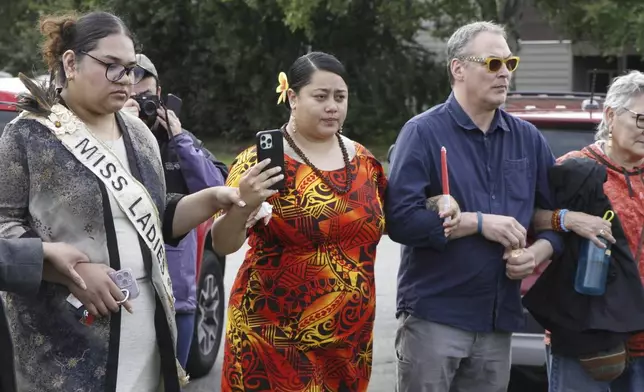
[608,131,613,148]
[291,119,297,134]
[338,126,343,134]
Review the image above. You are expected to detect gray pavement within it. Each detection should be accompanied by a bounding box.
[186,236,401,392]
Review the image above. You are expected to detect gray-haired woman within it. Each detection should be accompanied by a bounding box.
[527,70,644,392]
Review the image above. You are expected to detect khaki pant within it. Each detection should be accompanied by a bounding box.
[395,313,511,392]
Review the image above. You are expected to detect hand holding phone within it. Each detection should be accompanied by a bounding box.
[65,267,138,325]
[255,129,286,190]
[108,268,140,301]
[66,263,134,318]
[165,93,182,118]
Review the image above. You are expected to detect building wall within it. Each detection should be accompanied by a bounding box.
[513,41,573,92]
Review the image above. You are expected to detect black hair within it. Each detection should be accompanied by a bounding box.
[40,11,134,85]
[16,11,134,114]
[286,51,347,105]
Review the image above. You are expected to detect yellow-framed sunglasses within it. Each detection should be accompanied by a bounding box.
[460,56,520,73]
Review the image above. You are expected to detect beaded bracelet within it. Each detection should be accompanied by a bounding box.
[551,208,570,232]
[552,209,561,231]
[559,209,570,232]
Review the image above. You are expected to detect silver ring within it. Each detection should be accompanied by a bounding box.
[599,229,606,236]
[116,289,130,305]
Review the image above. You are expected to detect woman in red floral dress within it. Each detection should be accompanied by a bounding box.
[212,52,387,391]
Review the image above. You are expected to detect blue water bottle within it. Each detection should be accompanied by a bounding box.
[574,210,614,296]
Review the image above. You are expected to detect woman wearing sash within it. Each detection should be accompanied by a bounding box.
[0,11,268,392]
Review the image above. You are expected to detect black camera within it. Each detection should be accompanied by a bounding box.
[133,94,160,125]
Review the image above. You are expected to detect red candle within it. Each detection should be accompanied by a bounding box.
[441,146,449,195]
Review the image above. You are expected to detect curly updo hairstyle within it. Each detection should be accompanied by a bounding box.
[16,11,134,114]
[39,11,134,86]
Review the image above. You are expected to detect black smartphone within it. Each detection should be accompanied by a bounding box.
[166,93,182,118]
[256,129,285,190]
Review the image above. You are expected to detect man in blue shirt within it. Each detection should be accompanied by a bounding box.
[386,21,563,392]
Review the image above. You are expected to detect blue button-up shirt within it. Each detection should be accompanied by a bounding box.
[385,93,563,333]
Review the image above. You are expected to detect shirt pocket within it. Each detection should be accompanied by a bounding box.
[503,158,531,201]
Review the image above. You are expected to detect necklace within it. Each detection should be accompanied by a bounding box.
[281,124,353,195]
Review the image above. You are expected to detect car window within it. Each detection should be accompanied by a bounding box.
[0,111,18,136]
[534,123,597,158]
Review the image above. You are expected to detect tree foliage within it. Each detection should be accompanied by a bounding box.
[421,0,525,53]
[3,0,640,145]
[534,0,644,55]
[0,0,104,74]
[0,0,450,145]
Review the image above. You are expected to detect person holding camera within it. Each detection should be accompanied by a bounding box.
[123,54,229,368]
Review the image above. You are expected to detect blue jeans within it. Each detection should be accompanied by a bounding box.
[546,345,644,392]
[612,356,644,392]
[175,312,196,368]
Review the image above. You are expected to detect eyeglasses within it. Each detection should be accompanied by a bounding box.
[625,108,644,129]
[460,56,520,73]
[80,51,144,85]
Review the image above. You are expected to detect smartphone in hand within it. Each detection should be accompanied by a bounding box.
[165,93,182,118]
[256,129,286,190]
[108,268,140,300]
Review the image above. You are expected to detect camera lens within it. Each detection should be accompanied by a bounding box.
[143,100,157,116]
